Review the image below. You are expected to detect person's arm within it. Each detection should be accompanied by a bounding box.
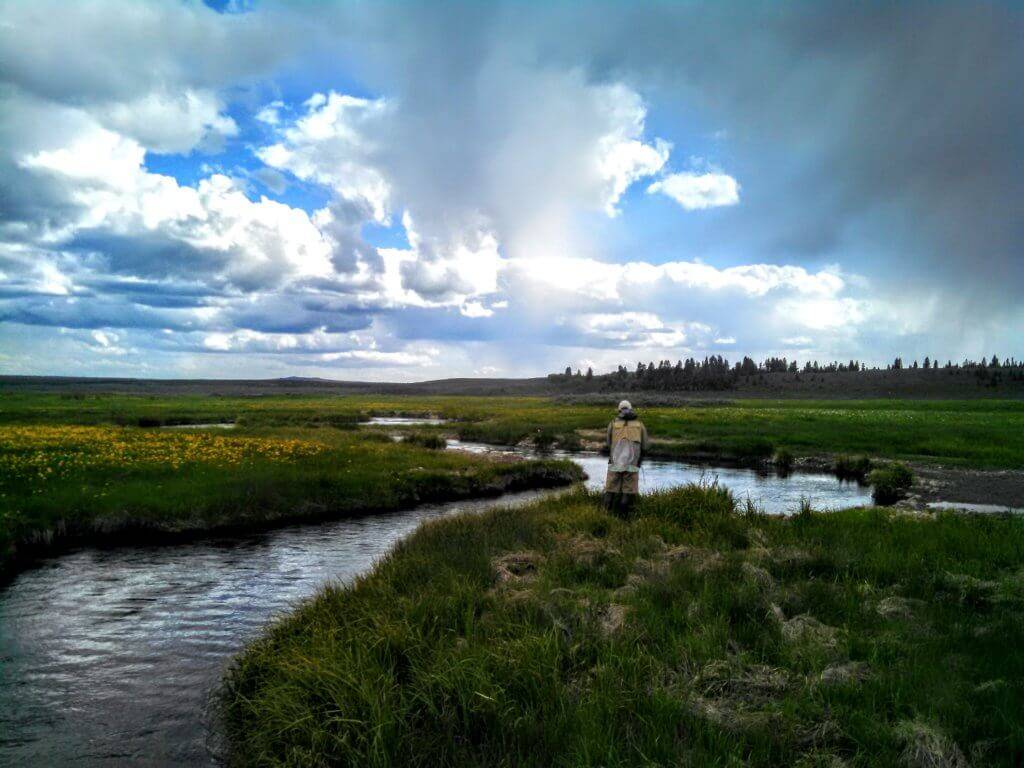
[638,423,649,466]
[606,421,613,453]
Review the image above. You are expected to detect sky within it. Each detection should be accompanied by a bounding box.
[0,0,1021,381]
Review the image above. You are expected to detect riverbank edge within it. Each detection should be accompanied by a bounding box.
[0,459,584,586]
[216,485,1024,766]
[463,428,1024,512]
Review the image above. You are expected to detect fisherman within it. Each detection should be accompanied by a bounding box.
[604,399,649,517]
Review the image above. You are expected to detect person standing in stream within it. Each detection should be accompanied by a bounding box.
[604,400,649,517]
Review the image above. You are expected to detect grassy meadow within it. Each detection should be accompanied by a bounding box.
[220,485,1024,767]
[0,420,581,578]
[2,391,1021,764]
[3,393,1024,468]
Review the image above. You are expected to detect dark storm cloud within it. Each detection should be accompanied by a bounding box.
[0,296,208,331]
[68,232,227,282]
[223,295,371,334]
[304,0,1023,312]
[78,276,220,309]
[554,1,1024,307]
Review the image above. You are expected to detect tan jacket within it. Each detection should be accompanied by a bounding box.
[607,418,649,472]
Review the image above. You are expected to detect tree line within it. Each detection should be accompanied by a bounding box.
[549,355,1024,392]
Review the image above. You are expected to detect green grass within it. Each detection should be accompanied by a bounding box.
[220,487,1024,767]
[3,393,1023,468]
[868,463,915,505]
[0,423,581,578]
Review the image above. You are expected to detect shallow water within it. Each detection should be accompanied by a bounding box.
[362,416,447,426]
[449,440,872,515]
[160,423,237,430]
[0,444,869,766]
[927,501,1024,514]
[0,490,555,766]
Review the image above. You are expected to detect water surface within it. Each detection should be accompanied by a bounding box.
[927,501,1024,514]
[449,440,872,514]
[0,444,870,765]
[0,490,552,766]
[160,423,237,430]
[362,416,447,426]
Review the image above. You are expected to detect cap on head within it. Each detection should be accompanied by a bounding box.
[617,400,632,412]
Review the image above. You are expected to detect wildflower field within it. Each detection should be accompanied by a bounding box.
[0,420,580,579]
[0,425,326,486]
[3,393,1024,468]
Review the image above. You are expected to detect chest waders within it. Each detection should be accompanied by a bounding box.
[604,418,644,518]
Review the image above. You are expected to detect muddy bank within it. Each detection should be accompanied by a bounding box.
[903,465,1024,510]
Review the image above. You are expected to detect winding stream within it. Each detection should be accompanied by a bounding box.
[0,439,870,766]
[447,440,872,514]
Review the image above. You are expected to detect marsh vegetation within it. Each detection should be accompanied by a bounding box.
[5,393,1023,468]
[221,485,1024,766]
[3,392,1020,577]
[0,392,1021,766]
[0,419,580,578]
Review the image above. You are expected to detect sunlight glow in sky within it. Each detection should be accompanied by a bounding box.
[0,1,1021,380]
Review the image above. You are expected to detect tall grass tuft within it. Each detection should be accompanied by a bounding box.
[773,447,794,474]
[834,454,873,481]
[869,462,915,505]
[403,432,447,449]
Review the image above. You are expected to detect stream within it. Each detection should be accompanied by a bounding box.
[0,436,870,766]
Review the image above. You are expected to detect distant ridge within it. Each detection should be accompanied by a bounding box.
[1,371,1023,400]
[0,374,555,397]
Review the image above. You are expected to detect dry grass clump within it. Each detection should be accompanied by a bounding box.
[895,721,970,768]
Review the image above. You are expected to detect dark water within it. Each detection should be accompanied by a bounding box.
[0,446,869,766]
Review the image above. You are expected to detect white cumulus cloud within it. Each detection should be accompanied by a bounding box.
[648,171,740,210]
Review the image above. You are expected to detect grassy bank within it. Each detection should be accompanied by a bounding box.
[221,487,1024,767]
[0,424,582,579]
[3,393,1023,469]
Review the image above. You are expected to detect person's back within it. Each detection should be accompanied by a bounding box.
[604,400,648,516]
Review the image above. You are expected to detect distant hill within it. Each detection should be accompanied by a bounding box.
[0,374,556,397]
[2,368,1023,399]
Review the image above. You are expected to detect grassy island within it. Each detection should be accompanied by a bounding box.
[0,423,581,579]
[221,486,1024,767]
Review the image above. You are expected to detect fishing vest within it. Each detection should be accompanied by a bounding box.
[609,419,644,472]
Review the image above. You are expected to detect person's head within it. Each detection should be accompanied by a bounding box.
[617,399,633,417]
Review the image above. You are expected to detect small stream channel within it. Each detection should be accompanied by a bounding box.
[0,425,871,766]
